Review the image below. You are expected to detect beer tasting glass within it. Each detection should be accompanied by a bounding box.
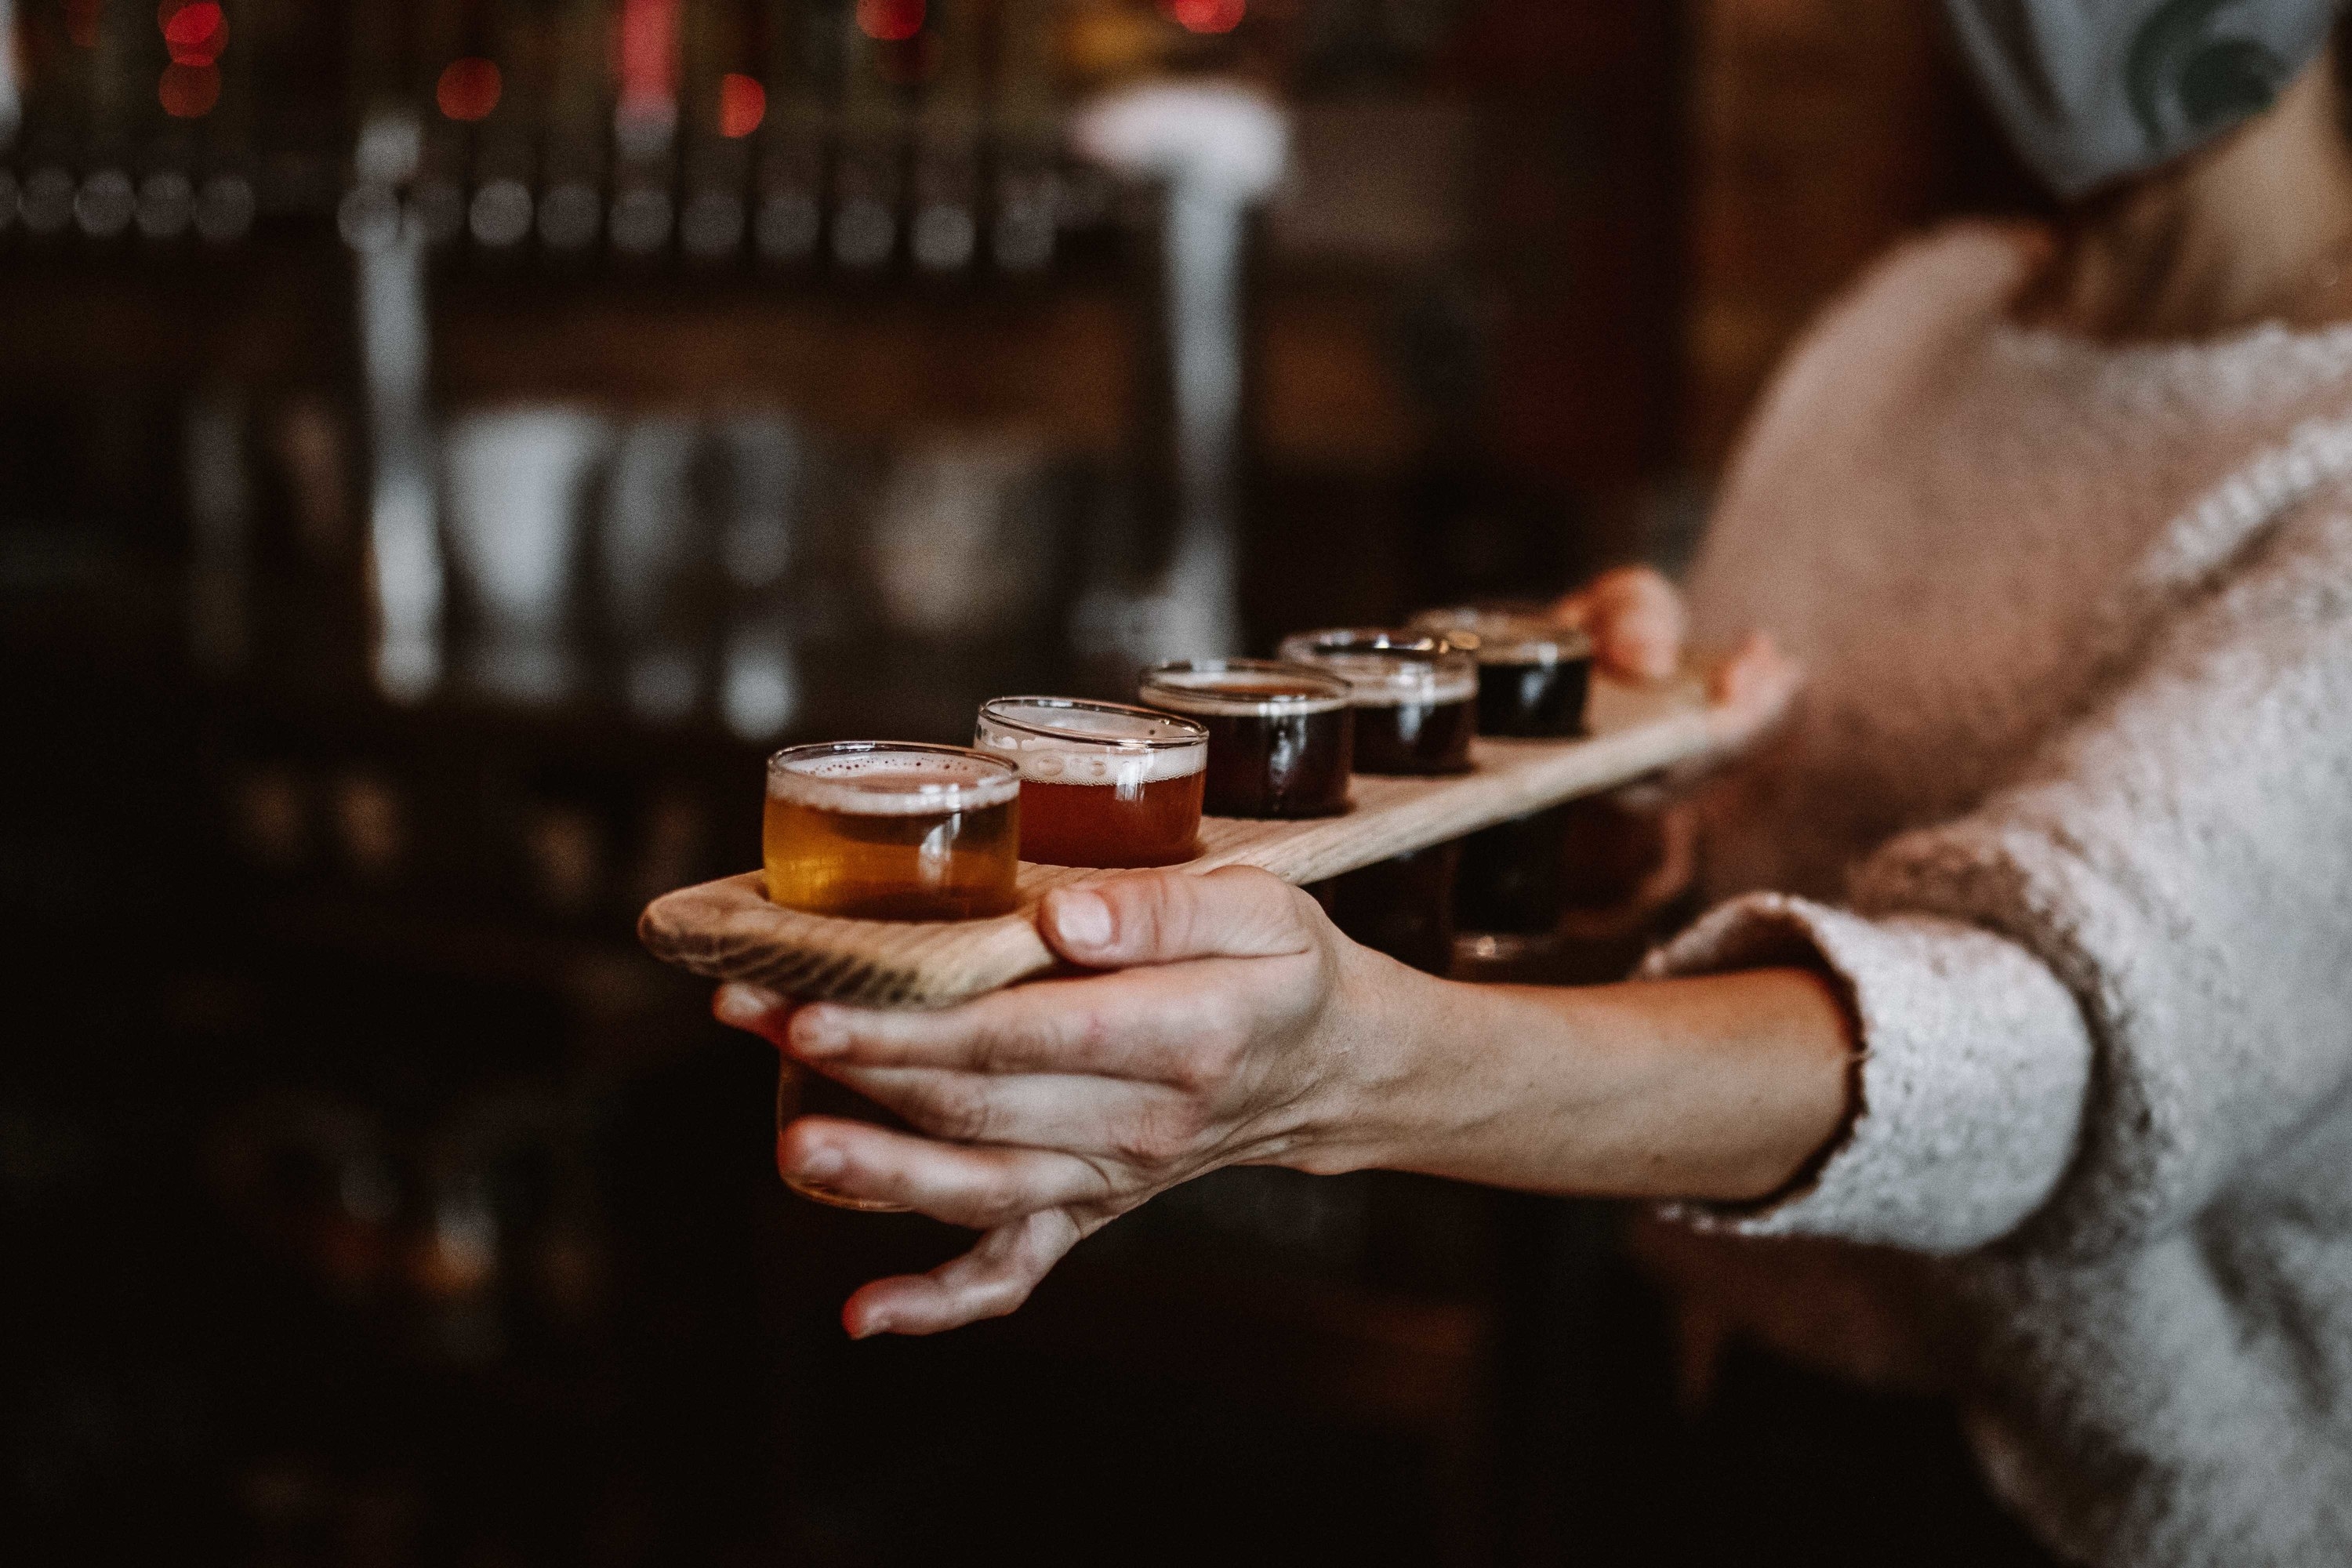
[1408,606,1599,938]
[1276,630,1477,775]
[764,742,1022,1212]
[1137,658,1354,818]
[1407,604,1595,739]
[763,741,1022,921]
[975,698,1209,868]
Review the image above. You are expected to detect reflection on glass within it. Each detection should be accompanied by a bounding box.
[444,406,609,704]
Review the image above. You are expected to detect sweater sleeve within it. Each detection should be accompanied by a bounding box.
[1647,492,2352,1259]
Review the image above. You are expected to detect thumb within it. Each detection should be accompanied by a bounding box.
[1040,866,1317,969]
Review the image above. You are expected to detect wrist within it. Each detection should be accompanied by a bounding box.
[1278,941,1463,1178]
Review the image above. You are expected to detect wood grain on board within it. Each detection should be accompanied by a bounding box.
[638,673,1730,1009]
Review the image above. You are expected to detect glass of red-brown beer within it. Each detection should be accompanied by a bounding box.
[975,698,1209,868]
[1275,630,1477,775]
[1137,659,1355,818]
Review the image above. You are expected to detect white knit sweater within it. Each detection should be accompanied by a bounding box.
[1648,223,2352,1567]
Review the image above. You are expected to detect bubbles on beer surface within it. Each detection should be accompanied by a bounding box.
[1406,604,1592,666]
[767,743,1019,816]
[1141,659,1351,717]
[977,698,1208,786]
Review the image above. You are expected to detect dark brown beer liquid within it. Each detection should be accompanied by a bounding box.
[1139,662,1355,818]
[1275,631,1479,777]
[1475,655,1592,739]
[1350,695,1476,775]
[1309,841,1461,975]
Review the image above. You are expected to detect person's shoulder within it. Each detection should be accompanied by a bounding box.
[1791,220,2046,392]
[1719,220,2047,481]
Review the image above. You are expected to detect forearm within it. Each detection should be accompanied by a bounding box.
[1301,952,1856,1203]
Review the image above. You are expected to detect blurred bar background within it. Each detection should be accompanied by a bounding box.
[0,3,2042,1563]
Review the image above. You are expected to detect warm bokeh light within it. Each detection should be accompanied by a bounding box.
[66,0,100,49]
[616,0,680,124]
[1167,0,1244,34]
[160,1,227,66]
[857,0,925,42]
[717,73,765,139]
[158,61,220,118]
[437,57,503,122]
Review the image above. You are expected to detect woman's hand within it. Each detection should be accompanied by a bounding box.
[712,868,1404,1339]
[1552,564,1803,762]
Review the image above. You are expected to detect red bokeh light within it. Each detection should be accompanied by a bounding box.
[66,0,100,49]
[717,74,765,139]
[158,62,220,118]
[159,2,227,67]
[615,0,680,123]
[856,0,925,42]
[436,57,503,122]
[1166,0,1244,34]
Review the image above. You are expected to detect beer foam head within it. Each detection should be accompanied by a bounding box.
[1406,605,1594,666]
[768,742,1021,815]
[977,698,1207,786]
[1275,630,1477,707]
[1139,659,1351,717]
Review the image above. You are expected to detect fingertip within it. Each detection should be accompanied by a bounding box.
[788,1004,851,1058]
[715,983,789,1040]
[1043,887,1114,960]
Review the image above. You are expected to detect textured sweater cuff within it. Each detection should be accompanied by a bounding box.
[1640,894,2092,1253]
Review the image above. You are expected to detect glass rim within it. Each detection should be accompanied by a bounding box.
[1138,658,1352,715]
[765,740,1021,814]
[1407,606,1595,666]
[977,695,1209,750]
[1275,628,1479,703]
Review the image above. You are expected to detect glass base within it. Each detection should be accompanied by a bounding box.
[782,1177,911,1213]
[778,1064,911,1212]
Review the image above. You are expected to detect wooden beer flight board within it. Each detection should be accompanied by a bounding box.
[639,671,1730,1009]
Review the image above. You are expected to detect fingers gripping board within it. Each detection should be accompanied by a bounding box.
[638,673,1729,1009]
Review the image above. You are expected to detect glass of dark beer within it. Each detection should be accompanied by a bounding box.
[975,698,1208,868]
[1274,630,1477,775]
[764,742,1022,920]
[1406,607,1599,938]
[1407,604,1595,739]
[1137,659,1354,818]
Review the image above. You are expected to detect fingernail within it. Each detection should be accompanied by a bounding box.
[1051,890,1112,952]
[793,1144,845,1181]
[714,984,768,1027]
[792,1008,848,1057]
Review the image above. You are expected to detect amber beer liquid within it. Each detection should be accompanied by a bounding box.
[976,699,1208,869]
[1276,630,1477,775]
[762,742,1022,921]
[1138,659,1354,818]
[761,742,1020,1211]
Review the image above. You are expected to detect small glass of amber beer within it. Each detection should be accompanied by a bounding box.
[975,698,1208,868]
[1138,659,1354,818]
[763,742,1022,921]
[764,742,1021,1212]
[1276,630,1478,775]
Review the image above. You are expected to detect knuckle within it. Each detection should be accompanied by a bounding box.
[915,1079,994,1143]
[1113,1100,1206,1167]
[1121,871,1189,956]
